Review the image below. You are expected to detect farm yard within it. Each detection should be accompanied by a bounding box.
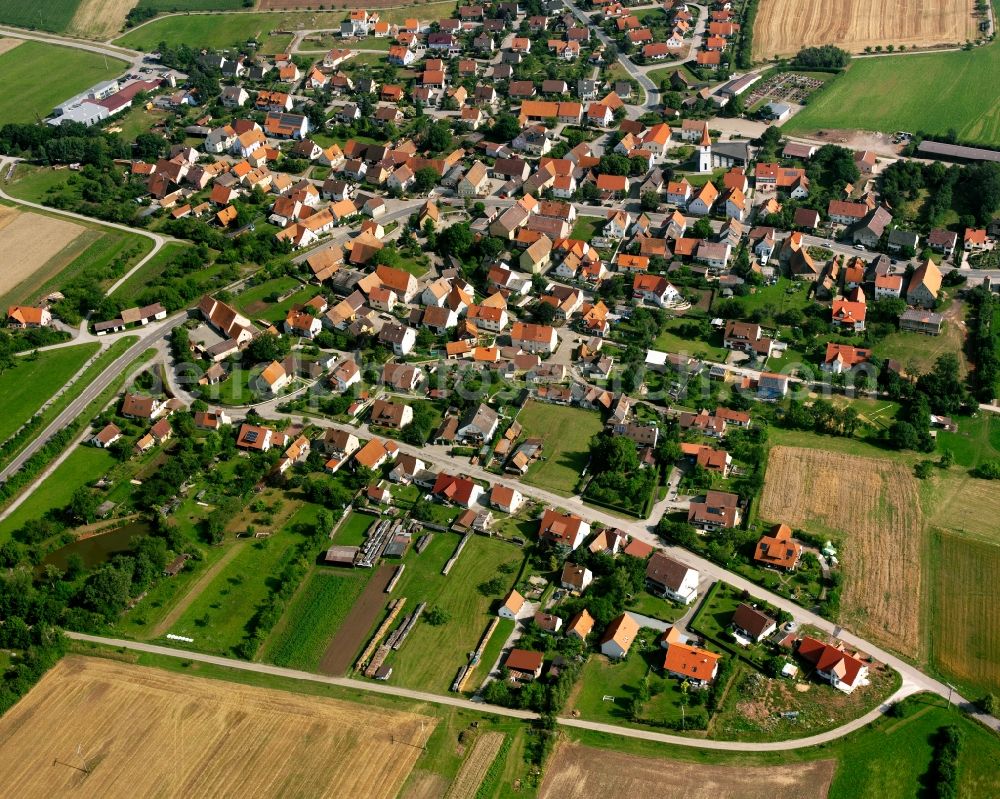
[783,37,1000,146]
[930,531,1000,696]
[0,41,126,125]
[758,446,925,659]
[516,400,604,495]
[372,533,523,693]
[753,0,981,59]
[539,742,837,799]
[0,657,434,799]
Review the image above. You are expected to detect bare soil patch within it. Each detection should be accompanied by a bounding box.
[0,656,434,799]
[0,208,86,301]
[754,0,979,59]
[0,37,24,56]
[403,771,449,799]
[319,562,393,675]
[759,446,924,658]
[539,742,836,799]
[68,0,136,40]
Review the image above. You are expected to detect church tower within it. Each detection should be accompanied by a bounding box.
[697,125,713,173]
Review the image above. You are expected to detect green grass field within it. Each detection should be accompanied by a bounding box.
[109,242,191,302]
[517,400,604,495]
[116,10,351,50]
[165,530,307,656]
[263,569,372,671]
[784,41,1000,145]
[0,41,126,125]
[0,1,78,32]
[0,445,114,541]
[233,275,301,316]
[0,345,99,444]
[382,533,523,693]
[873,325,966,378]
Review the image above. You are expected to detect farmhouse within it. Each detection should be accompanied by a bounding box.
[499,589,525,619]
[505,649,544,681]
[906,258,942,308]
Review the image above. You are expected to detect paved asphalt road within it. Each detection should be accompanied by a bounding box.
[67,631,931,751]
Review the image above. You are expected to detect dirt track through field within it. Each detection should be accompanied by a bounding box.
[753,0,980,58]
[319,562,393,675]
[0,207,86,301]
[148,541,247,639]
[68,0,136,40]
[0,656,434,799]
[539,742,836,799]
[759,446,924,659]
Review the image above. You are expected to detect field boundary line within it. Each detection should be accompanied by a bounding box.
[68,631,933,752]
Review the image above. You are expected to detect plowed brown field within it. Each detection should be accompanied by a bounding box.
[539,742,836,799]
[759,446,924,658]
[0,656,434,799]
[753,0,979,59]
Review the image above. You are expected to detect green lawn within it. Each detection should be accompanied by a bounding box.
[517,400,605,495]
[624,591,690,623]
[653,320,728,361]
[731,278,813,322]
[872,326,966,378]
[0,1,78,32]
[572,641,694,730]
[570,217,601,241]
[263,569,372,671]
[0,445,114,541]
[333,510,378,547]
[233,275,303,317]
[784,39,1000,145]
[0,41,127,124]
[935,413,1000,469]
[381,533,524,693]
[164,529,307,656]
[0,344,99,443]
[4,165,77,205]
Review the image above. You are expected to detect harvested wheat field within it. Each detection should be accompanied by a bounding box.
[68,0,136,40]
[0,206,86,298]
[753,0,979,59]
[0,656,435,799]
[759,446,924,658]
[539,742,836,799]
[445,732,505,799]
[932,532,1000,694]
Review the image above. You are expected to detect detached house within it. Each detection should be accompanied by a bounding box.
[754,523,802,571]
[600,613,640,659]
[687,490,741,531]
[539,509,590,550]
[646,553,699,604]
[797,636,870,694]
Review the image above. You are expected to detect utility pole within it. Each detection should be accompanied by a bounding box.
[946,683,956,709]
